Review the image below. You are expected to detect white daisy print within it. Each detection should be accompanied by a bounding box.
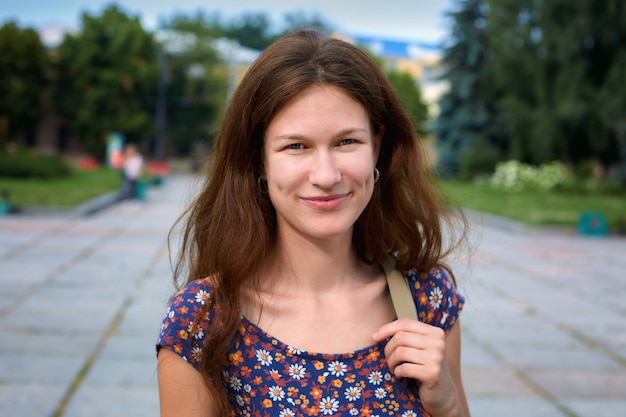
[368,371,383,385]
[344,386,361,402]
[187,323,204,339]
[194,290,210,304]
[320,397,339,415]
[256,349,273,366]
[289,363,306,380]
[287,346,303,355]
[280,409,296,417]
[429,287,443,309]
[328,360,347,376]
[269,386,285,401]
[229,376,242,391]
[402,411,419,417]
[374,387,387,399]
[191,346,202,362]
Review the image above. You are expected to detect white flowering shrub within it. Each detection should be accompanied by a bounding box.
[490,160,573,191]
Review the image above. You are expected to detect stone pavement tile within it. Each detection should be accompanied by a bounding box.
[495,346,622,371]
[1,308,116,334]
[463,367,540,398]
[0,260,53,282]
[82,357,157,386]
[0,354,84,384]
[62,385,159,417]
[563,399,626,417]
[0,330,97,355]
[464,316,580,350]
[461,337,501,368]
[526,369,626,398]
[0,384,67,417]
[98,333,158,360]
[467,397,564,417]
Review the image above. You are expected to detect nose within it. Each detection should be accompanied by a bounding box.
[309,150,341,188]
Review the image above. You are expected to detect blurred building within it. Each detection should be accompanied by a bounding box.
[337,33,449,120]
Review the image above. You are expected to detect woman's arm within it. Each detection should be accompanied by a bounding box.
[157,348,217,417]
[444,321,471,417]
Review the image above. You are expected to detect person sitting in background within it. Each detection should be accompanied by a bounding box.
[121,143,143,201]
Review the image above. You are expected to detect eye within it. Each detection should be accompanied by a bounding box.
[286,143,304,150]
[338,138,356,146]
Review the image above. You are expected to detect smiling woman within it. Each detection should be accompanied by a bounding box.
[157,28,471,417]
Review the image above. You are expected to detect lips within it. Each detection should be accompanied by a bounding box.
[302,193,351,210]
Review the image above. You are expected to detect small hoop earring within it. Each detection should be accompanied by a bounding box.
[257,176,268,194]
[374,168,380,183]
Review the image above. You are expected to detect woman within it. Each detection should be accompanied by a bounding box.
[157,29,471,417]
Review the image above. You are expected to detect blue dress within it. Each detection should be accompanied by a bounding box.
[157,267,464,417]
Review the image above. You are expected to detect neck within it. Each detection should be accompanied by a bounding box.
[261,232,363,293]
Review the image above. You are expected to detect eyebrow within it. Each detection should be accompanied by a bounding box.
[274,128,370,141]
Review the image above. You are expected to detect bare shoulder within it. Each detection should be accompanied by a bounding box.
[157,348,217,416]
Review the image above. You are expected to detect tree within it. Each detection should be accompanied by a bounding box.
[486,0,626,170]
[0,22,48,147]
[386,70,429,137]
[222,12,276,50]
[154,29,228,155]
[54,5,159,157]
[280,10,336,36]
[434,0,502,178]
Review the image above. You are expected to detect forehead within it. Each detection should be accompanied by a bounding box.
[266,85,370,136]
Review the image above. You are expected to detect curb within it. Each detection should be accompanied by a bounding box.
[7,189,122,218]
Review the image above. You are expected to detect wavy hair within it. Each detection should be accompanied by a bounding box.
[169,28,467,416]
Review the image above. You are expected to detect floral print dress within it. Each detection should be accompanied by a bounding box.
[157,268,464,417]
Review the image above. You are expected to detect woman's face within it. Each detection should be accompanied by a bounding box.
[263,85,380,243]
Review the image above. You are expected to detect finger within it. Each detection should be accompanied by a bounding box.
[373,318,428,341]
[382,328,445,357]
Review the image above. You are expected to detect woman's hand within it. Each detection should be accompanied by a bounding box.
[373,319,468,417]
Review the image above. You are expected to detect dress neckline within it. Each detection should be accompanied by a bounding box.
[239,315,387,360]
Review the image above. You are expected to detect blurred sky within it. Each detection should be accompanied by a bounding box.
[0,0,457,44]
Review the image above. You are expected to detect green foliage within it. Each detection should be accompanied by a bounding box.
[0,167,122,206]
[0,22,48,144]
[156,30,227,155]
[458,137,500,180]
[0,149,72,179]
[484,0,626,167]
[161,9,336,51]
[386,70,429,136]
[221,12,277,50]
[436,0,626,182]
[490,160,573,192]
[443,179,626,230]
[435,0,504,177]
[54,5,159,157]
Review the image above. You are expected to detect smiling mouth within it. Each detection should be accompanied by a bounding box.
[302,194,350,210]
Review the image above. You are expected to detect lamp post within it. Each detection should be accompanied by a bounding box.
[153,49,167,162]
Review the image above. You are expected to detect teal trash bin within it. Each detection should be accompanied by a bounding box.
[135,179,148,201]
[0,200,9,216]
[578,212,608,236]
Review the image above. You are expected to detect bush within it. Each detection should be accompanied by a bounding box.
[0,149,73,179]
[459,139,500,181]
[490,160,573,192]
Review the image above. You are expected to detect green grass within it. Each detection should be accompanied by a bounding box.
[0,168,123,207]
[441,180,626,230]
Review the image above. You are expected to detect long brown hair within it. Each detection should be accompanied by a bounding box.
[169,28,467,416]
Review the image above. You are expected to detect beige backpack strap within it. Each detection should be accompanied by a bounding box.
[381,256,418,321]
